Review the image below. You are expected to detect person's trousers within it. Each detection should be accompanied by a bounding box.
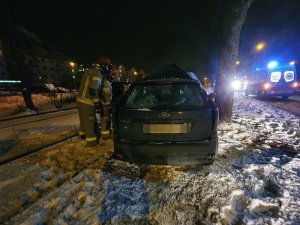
[100,104,111,139]
[22,90,37,111]
[78,106,99,146]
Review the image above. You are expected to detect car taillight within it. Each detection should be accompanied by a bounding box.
[263,83,271,90]
[292,82,298,88]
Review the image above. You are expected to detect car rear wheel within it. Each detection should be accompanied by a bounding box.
[281,95,290,100]
[257,92,263,99]
[245,90,249,96]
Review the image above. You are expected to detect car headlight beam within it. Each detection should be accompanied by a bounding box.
[231,80,242,90]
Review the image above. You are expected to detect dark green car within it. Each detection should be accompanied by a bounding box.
[112,65,219,165]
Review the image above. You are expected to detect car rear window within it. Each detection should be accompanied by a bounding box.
[125,83,206,110]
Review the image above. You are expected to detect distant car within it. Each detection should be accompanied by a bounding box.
[231,76,248,91]
[112,65,219,166]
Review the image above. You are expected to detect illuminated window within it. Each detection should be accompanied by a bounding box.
[270,71,281,82]
[284,71,294,82]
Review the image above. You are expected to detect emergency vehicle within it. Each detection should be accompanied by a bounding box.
[245,62,299,100]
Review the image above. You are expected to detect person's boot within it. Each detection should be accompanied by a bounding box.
[101,130,111,140]
[79,135,86,140]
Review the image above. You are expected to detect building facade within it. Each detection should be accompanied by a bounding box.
[0,40,8,80]
[1,26,77,88]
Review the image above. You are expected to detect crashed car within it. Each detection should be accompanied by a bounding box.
[112,65,219,165]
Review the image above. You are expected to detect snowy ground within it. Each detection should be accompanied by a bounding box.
[259,95,300,118]
[0,93,76,118]
[0,110,79,164]
[0,94,299,225]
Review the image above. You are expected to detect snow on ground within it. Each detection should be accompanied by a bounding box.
[0,111,79,164]
[260,95,300,118]
[0,93,76,118]
[0,94,299,225]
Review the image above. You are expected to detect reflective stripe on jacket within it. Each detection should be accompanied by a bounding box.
[76,68,102,106]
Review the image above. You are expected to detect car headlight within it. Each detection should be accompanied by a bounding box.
[231,80,242,90]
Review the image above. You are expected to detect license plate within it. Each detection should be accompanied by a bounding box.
[143,124,188,134]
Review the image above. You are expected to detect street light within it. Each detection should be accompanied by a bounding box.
[255,42,265,52]
[235,60,240,65]
[255,42,266,64]
[69,61,76,90]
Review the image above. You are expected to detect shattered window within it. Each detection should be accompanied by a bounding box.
[125,83,206,110]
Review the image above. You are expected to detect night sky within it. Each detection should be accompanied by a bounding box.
[240,0,300,72]
[3,0,300,74]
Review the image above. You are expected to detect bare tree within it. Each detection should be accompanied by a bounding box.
[215,0,254,122]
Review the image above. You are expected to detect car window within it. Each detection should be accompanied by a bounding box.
[125,83,206,109]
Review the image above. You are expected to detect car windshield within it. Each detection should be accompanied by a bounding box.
[125,83,206,110]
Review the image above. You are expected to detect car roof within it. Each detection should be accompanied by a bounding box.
[139,64,200,83]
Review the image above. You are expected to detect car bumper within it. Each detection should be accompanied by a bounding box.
[246,89,296,96]
[267,90,295,95]
[113,133,218,166]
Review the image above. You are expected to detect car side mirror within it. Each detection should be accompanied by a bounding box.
[208,93,216,101]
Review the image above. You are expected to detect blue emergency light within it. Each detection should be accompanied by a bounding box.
[267,61,278,69]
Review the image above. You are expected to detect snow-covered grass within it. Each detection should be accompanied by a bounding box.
[0,94,299,225]
[0,93,76,118]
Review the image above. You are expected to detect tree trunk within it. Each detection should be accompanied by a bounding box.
[215,0,253,122]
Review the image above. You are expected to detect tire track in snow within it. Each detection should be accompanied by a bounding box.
[4,140,113,225]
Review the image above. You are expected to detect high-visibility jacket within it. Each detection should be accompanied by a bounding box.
[76,68,102,107]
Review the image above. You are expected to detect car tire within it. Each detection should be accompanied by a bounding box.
[257,91,268,100]
[257,92,263,99]
[281,95,290,100]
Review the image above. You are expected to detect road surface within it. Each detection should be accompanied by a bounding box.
[0,109,79,164]
[253,94,300,117]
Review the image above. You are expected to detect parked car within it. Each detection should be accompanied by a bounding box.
[112,65,219,166]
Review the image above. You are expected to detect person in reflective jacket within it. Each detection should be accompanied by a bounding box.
[98,56,114,140]
[76,56,113,146]
[100,78,112,139]
[76,65,102,146]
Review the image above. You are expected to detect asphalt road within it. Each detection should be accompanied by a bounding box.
[252,94,300,117]
[0,109,79,163]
